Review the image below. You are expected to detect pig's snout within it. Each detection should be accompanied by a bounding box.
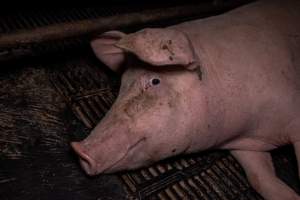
[71,121,135,175]
[71,142,98,176]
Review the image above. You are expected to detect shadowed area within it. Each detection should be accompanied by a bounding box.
[0,56,126,200]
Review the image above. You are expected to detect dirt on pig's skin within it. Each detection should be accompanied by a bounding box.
[122,89,157,119]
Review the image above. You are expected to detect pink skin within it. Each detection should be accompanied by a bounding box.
[72,63,211,174]
[71,0,300,199]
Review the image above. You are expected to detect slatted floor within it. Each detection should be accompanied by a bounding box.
[50,56,267,200]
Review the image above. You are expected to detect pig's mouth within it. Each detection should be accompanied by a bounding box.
[71,137,147,175]
[102,137,147,173]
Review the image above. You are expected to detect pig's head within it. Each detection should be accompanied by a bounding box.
[71,28,212,175]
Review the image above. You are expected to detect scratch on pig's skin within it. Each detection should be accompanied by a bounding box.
[182,144,191,154]
[196,66,203,81]
[102,137,147,173]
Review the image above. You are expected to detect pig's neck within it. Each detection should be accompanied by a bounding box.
[183,65,255,153]
[195,47,285,152]
[202,75,254,148]
[172,3,299,152]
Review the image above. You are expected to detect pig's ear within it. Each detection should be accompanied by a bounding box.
[116,28,199,70]
[91,31,127,72]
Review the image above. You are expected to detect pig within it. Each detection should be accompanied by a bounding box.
[71,0,300,199]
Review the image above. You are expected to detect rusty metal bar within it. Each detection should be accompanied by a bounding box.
[0,2,250,50]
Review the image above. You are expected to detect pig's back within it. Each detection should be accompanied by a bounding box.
[171,0,300,99]
[172,0,300,83]
[171,0,300,145]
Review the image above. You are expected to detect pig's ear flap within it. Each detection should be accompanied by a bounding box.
[116,28,199,70]
[91,31,127,72]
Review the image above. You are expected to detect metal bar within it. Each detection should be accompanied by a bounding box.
[0,2,249,49]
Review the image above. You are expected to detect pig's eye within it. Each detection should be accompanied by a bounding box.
[151,78,160,86]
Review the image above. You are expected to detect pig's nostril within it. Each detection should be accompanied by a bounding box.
[71,142,97,175]
[79,158,96,176]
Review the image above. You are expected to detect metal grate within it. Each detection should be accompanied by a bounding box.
[119,153,263,200]
[50,56,264,200]
[50,57,118,129]
[0,7,148,34]
[0,2,252,34]
[0,6,167,60]
[0,2,255,61]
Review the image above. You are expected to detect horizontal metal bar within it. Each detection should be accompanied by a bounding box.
[0,1,250,50]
